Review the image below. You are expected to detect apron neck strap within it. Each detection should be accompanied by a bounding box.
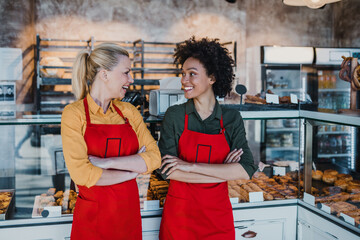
[83,97,91,124]
[113,104,129,124]
[83,97,129,124]
[220,116,225,134]
[184,114,189,130]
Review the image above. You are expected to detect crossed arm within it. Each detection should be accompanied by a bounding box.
[160,148,249,183]
[89,146,147,186]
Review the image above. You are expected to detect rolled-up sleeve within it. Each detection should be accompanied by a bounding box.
[127,104,161,174]
[61,105,103,188]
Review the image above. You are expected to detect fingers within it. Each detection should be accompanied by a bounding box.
[224,148,243,163]
[225,149,238,162]
[160,155,177,168]
[166,164,179,175]
[138,145,146,153]
[161,161,178,174]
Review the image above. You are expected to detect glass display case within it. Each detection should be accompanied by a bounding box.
[1,110,360,239]
[301,110,360,230]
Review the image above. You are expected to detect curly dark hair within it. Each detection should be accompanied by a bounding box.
[174,36,235,98]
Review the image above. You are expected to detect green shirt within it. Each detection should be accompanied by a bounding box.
[158,99,257,179]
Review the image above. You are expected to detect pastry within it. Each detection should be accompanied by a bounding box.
[349,180,360,186]
[322,174,337,184]
[337,174,353,181]
[47,188,56,196]
[54,191,63,199]
[347,185,360,193]
[323,186,342,195]
[327,201,357,216]
[324,169,338,176]
[235,179,249,185]
[312,170,323,180]
[334,179,348,191]
[349,193,360,202]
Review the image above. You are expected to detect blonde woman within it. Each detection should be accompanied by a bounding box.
[61,43,161,239]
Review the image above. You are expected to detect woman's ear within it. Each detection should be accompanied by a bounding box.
[209,75,216,85]
[98,69,108,82]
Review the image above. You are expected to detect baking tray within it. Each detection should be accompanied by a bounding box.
[0,189,15,221]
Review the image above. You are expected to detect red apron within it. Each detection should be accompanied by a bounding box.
[159,114,235,240]
[71,97,142,240]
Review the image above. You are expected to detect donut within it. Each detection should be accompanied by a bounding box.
[312,170,323,181]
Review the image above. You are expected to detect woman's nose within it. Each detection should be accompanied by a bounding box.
[128,74,134,84]
[181,75,188,83]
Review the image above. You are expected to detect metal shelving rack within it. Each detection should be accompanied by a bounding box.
[35,35,134,114]
[132,40,181,114]
[35,36,237,115]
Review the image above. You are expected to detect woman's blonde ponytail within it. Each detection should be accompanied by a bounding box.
[72,50,90,100]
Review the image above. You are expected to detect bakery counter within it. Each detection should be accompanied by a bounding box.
[0,114,61,125]
[298,200,360,238]
[300,109,360,127]
[1,198,360,239]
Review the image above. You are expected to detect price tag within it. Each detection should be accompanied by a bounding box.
[273,167,286,176]
[266,93,279,104]
[249,192,264,203]
[290,94,298,104]
[144,200,160,211]
[229,197,239,204]
[340,213,355,225]
[303,193,315,206]
[42,206,61,218]
[321,204,331,214]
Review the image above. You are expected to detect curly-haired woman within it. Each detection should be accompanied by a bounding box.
[158,37,256,239]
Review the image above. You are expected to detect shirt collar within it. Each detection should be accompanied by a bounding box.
[185,99,222,120]
[86,93,116,114]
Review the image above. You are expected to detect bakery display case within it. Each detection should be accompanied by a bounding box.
[300,110,360,235]
[1,110,360,239]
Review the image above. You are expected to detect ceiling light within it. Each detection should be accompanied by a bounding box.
[283,0,341,9]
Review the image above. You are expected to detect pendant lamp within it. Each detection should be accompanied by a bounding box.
[283,0,341,9]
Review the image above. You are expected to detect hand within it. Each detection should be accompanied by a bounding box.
[160,155,193,175]
[138,145,146,153]
[224,148,243,163]
[89,155,109,169]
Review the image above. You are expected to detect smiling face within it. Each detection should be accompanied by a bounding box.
[181,57,215,99]
[105,55,133,100]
